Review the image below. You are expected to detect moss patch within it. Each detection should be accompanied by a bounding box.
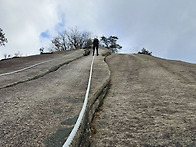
[53,109,63,114]
[61,115,79,126]
[64,96,84,103]
[44,127,72,147]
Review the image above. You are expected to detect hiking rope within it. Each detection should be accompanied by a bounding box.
[0,51,78,77]
[62,55,95,147]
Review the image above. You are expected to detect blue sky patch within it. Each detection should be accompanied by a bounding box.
[55,14,66,32]
[40,30,50,38]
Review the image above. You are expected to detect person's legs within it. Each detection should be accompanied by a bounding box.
[93,45,95,56]
[96,45,99,56]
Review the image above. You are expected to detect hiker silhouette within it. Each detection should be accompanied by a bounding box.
[93,38,99,56]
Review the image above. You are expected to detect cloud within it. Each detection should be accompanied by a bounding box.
[116,0,196,63]
[0,0,196,63]
[0,0,59,57]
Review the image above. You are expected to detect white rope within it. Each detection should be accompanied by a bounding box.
[62,55,95,147]
[0,52,76,77]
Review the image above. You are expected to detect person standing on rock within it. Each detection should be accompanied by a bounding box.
[93,38,99,56]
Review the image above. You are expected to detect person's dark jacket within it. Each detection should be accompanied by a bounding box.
[93,38,99,46]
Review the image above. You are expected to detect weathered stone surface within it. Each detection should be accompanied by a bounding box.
[70,52,111,147]
[91,54,196,146]
[0,49,110,147]
[0,50,84,89]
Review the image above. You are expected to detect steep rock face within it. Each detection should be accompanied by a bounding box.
[0,49,111,147]
[1,49,196,146]
[91,54,196,147]
[0,50,84,89]
[0,50,87,147]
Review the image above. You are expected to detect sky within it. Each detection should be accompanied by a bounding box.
[0,0,196,63]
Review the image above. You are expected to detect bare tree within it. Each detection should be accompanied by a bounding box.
[51,32,68,51]
[65,27,81,49]
[66,27,91,49]
[80,31,92,48]
[51,27,92,51]
[14,51,22,58]
[84,38,93,49]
